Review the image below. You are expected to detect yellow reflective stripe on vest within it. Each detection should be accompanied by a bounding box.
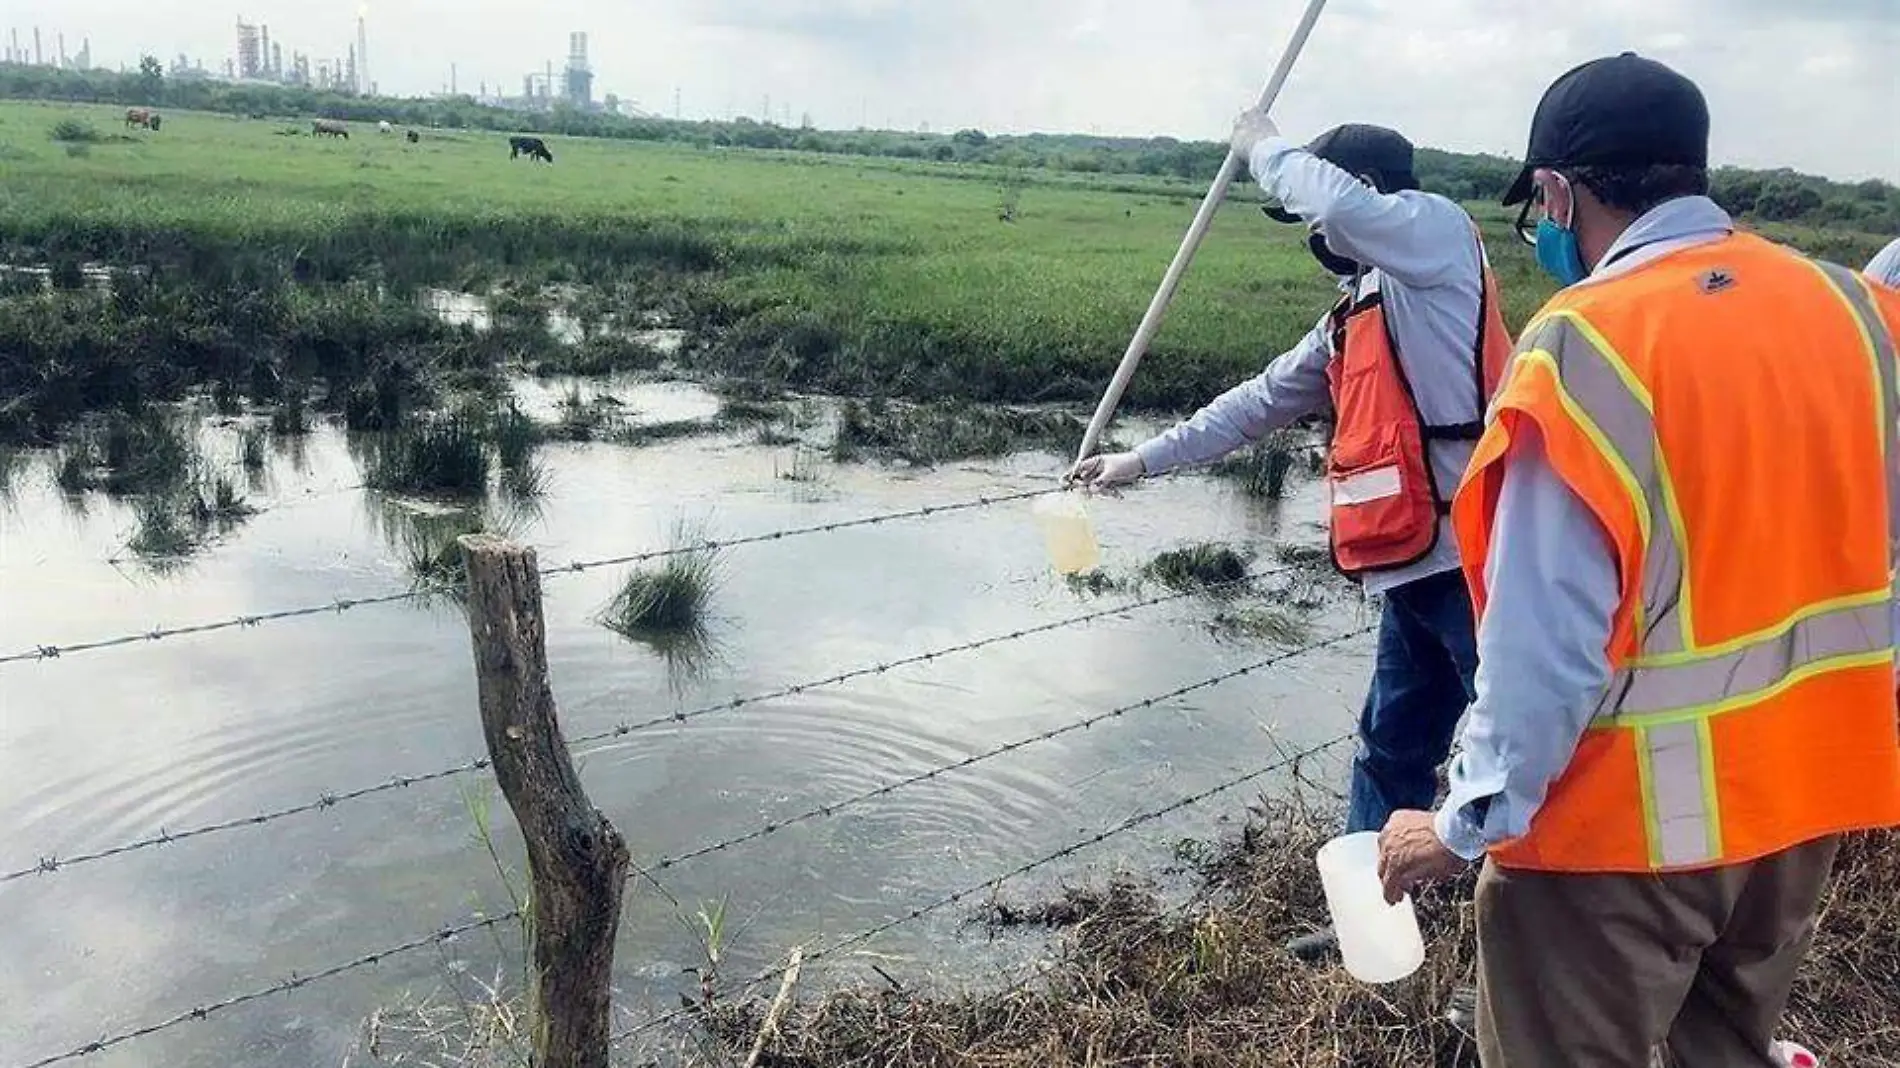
[1635,718,1722,868]
[1516,313,1688,653]
[1611,598,1891,718]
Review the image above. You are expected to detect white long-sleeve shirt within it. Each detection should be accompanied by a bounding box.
[1132,136,1495,595]
[1869,237,1900,287]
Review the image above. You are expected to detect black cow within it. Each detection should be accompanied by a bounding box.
[406,129,420,144]
[508,136,554,164]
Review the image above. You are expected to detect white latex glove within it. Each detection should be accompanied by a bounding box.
[1230,107,1281,161]
[1066,451,1145,489]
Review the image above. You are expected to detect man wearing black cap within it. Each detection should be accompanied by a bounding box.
[1377,52,1900,1066]
[1070,108,1515,965]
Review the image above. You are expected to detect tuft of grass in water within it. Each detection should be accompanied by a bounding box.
[717,397,785,425]
[401,511,482,595]
[270,394,312,437]
[1206,604,1311,646]
[237,428,268,472]
[93,411,197,497]
[364,416,490,497]
[545,388,625,443]
[609,418,714,446]
[1063,569,1130,597]
[487,403,541,474]
[1143,542,1252,594]
[755,424,800,447]
[128,497,197,559]
[124,467,255,568]
[1210,429,1305,500]
[599,522,723,639]
[0,447,23,504]
[54,440,97,493]
[775,446,824,483]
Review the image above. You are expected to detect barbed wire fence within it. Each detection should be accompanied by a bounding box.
[5,484,1378,1068]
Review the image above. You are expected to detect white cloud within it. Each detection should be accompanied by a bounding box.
[8,0,1899,179]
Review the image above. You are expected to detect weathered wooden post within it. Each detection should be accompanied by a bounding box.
[461,535,631,1068]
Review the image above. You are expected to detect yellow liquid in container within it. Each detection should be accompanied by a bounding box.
[1033,493,1101,575]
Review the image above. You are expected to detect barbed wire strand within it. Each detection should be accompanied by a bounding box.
[0,487,1052,668]
[647,624,1376,874]
[7,627,1367,1068]
[0,567,1306,886]
[611,729,1359,1048]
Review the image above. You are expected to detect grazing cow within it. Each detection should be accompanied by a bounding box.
[508,135,554,164]
[406,129,420,144]
[125,107,161,131]
[378,120,393,134]
[312,119,350,139]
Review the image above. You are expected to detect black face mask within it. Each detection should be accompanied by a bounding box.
[1307,232,1361,277]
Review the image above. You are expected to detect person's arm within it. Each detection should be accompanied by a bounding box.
[1866,237,1900,288]
[1249,138,1471,290]
[1131,314,1331,476]
[1433,423,1620,859]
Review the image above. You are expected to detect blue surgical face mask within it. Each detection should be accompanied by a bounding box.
[1535,218,1588,286]
[1533,177,1589,287]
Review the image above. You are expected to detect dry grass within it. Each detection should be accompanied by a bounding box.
[692,809,1900,1068]
[698,799,1481,1067]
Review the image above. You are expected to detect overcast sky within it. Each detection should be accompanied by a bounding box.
[8,0,1898,180]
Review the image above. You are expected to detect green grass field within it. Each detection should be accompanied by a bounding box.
[0,99,1885,446]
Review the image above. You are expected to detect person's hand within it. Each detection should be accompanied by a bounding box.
[1065,451,1145,490]
[1231,107,1282,160]
[1377,810,1468,905]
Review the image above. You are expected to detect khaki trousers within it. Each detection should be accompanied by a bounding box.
[1475,836,1839,1068]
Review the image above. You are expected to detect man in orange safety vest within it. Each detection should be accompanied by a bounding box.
[1377,52,1900,1066]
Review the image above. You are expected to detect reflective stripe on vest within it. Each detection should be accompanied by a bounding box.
[1489,245,1900,870]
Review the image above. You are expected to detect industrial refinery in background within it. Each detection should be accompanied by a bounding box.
[233,10,372,94]
[3,13,626,115]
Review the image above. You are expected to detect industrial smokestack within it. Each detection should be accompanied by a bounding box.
[357,7,370,96]
[34,26,42,66]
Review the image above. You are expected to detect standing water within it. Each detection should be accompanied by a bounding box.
[0,381,1372,1066]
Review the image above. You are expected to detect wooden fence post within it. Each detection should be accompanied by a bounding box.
[461,535,631,1068]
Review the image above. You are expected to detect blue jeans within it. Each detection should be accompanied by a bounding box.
[1345,568,1479,835]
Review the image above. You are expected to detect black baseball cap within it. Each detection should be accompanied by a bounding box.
[1262,123,1419,223]
[1502,52,1709,206]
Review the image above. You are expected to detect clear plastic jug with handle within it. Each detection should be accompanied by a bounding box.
[1315,831,1426,984]
[1032,492,1101,576]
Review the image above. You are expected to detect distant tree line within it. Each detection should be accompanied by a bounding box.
[4,61,1895,234]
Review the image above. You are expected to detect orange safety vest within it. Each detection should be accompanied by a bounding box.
[1327,231,1514,575]
[1453,231,1900,873]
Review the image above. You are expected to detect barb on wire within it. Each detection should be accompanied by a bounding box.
[612,729,1359,1046]
[0,488,1050,669]
[646,623,1377,874]
[0,569,1297,886]
[13,910,525,1068]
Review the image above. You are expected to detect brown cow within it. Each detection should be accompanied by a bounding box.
[312,119,350,139]
[125,107,161,131]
